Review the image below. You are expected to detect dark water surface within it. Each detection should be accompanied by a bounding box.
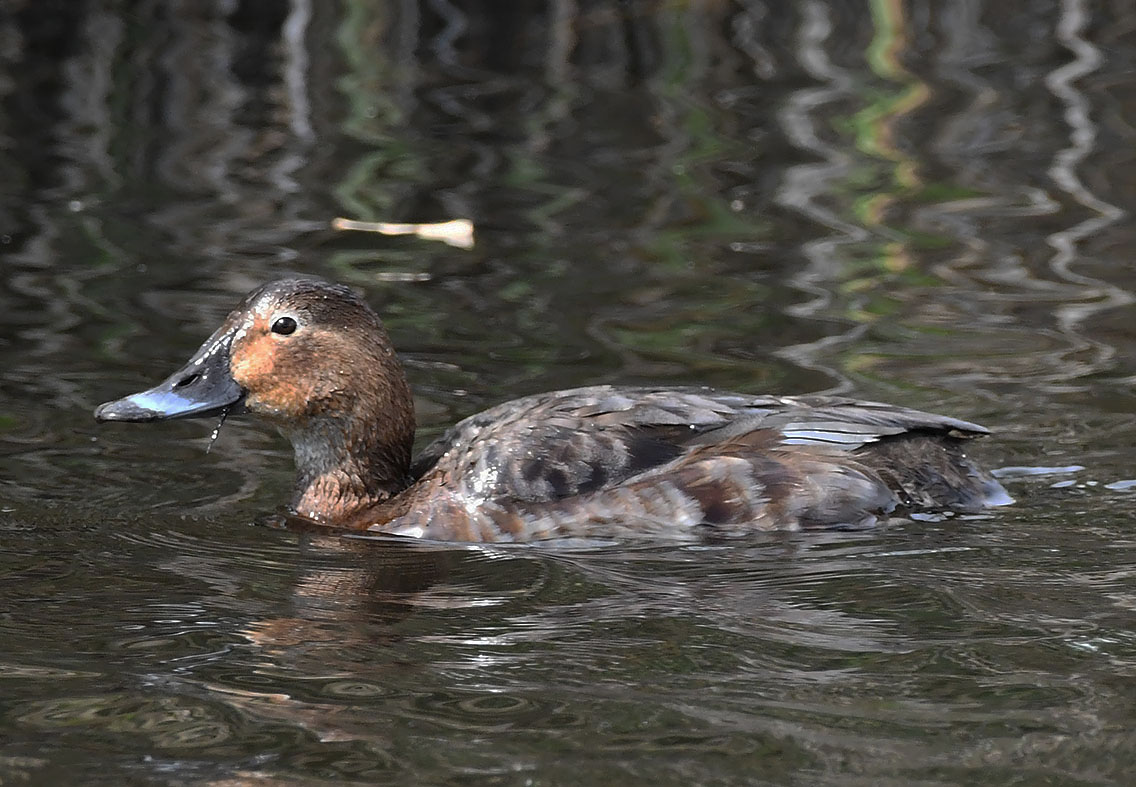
[3,1,1136,784]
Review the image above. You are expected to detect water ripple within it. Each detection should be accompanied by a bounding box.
[1044,0,1133,382]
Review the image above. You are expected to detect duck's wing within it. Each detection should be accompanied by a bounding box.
[409,386,738,500]
[697,394,988,447]
[410,386,990,504]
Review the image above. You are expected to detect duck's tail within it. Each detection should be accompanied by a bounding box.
[854,432,1013,514]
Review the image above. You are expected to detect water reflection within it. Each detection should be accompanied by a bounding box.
[2,0,1136,783]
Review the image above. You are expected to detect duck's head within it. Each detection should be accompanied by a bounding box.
[96,277,416,518]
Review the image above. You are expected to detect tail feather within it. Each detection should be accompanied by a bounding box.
[854,433,1011,513]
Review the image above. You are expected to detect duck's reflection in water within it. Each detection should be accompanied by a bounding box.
[160,515,947,772]
[172,518,565,758]
[241,515,466,647]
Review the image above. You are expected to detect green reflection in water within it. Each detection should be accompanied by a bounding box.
[15,694,233,749]
[834,0,952,291]
[647,12,772,269]
[334,1,424,220]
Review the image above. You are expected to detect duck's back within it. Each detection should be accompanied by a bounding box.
[365,386,1009,541]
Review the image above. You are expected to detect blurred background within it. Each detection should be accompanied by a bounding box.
[1,0,1135,784]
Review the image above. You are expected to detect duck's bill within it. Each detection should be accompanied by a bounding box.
[94,329,245,423]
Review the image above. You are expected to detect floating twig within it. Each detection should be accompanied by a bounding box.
[331,217,474,249]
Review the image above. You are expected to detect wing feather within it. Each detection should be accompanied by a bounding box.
[410,386,988,504]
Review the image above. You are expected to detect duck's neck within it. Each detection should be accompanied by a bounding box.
[285,396,415,525]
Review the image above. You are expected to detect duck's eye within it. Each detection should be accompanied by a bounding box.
[271,316,298,336]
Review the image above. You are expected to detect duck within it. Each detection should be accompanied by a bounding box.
[94,277,1012,542]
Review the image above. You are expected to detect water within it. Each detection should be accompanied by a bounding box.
[2,1,1136,783]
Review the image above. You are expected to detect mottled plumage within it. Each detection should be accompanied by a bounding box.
[96,278,1011,542]
[355,387,1007,541]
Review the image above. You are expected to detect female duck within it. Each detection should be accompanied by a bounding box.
[95,277,1010,542]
